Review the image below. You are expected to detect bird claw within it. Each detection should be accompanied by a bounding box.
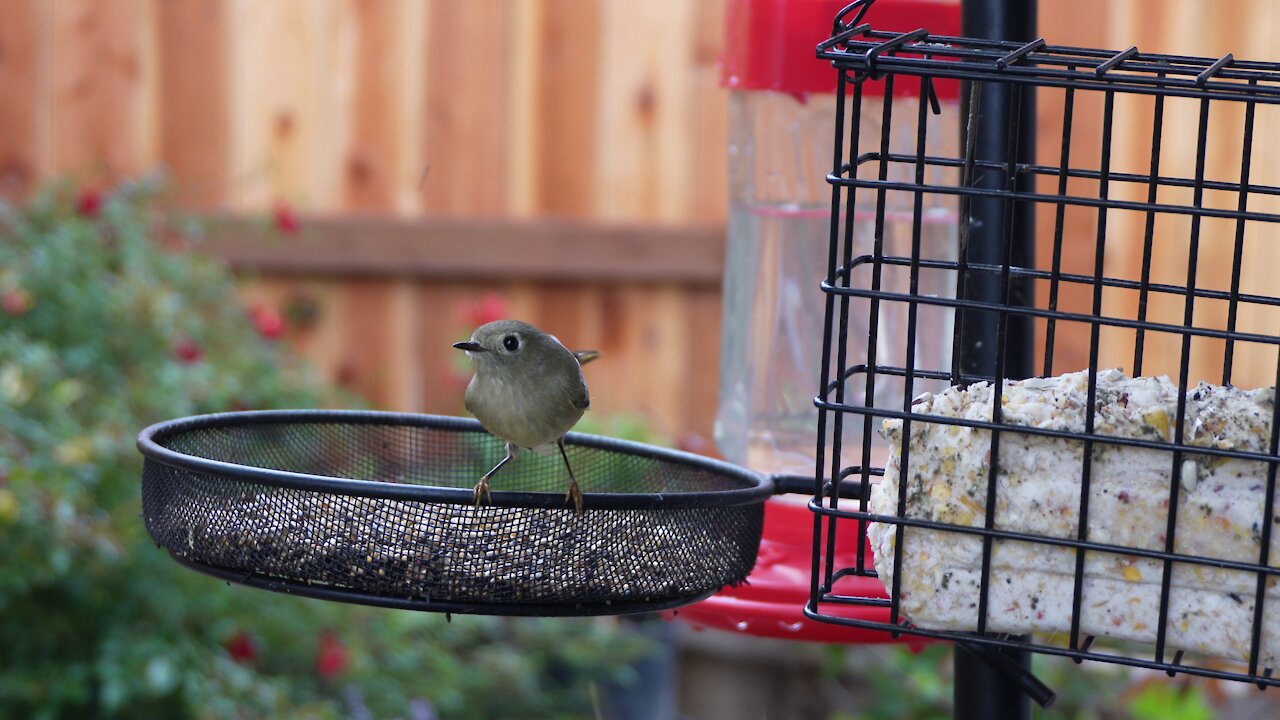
[565,480,584,514]
[473,478,493,508]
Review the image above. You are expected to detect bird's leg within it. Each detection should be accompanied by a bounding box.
[557,439,583,514]
[474,442,518,507]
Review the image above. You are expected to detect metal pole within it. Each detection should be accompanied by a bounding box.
[956,1,1037,719]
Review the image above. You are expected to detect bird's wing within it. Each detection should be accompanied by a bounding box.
[547,332,599,367]
[569,361,590,411]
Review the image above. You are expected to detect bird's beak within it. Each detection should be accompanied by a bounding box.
[453,340,485,352]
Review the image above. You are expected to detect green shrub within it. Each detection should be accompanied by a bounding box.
[0,178,644,719]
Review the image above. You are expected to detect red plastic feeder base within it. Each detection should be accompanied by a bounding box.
[669,498,928,648]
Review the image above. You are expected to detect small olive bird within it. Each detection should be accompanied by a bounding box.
[453,320,597,512]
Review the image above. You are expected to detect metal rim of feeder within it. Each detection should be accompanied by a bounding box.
[138,409,774,510]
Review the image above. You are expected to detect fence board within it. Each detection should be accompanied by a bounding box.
[1037,0,1280,389]
[157,0,229,207]
[341,0,402,211]
[236,271,722,439]
[0,0,41,197]
[201,215,724,283]
[532,0,601,218]
[49,0,148,180]
[420,1,512,215]
[6,0,1280,431]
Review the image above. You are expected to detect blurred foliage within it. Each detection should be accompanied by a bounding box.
[1126,681,1214,720]
[826,642,1242,720]
[573,412,671,447]
[0,178,648,719]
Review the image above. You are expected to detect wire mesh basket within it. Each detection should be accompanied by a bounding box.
[139,411,770,615]
[811,0,1280,688]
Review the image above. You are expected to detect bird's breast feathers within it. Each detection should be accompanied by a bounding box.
[465,373,585,449]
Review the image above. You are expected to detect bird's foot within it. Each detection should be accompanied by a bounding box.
[473,477,493,507]
[565,479,584,514]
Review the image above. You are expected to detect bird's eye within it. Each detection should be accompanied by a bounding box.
[502,334,520,352]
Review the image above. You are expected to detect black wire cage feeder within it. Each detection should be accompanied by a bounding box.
[810,0,1280,713]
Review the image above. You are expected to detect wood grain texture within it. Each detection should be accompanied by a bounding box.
[0,0,42,197]
[7,0,1280,432]
[689,0,729,221]
[5,0,733,220]
[594,0,696,221]
[532,0,600,218]
[201,214,725,283]
[235,272,723,440]
[156,0,229,207]
[419,0,512,215]
[48,0,148,179]
[1035,0,1280,388]
[341,0,401,211]
[227,0,341,209]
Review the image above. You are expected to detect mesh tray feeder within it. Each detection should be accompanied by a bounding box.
[138,410,771,616]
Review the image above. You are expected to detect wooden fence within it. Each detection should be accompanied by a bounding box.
[0,0,728,220]
[1035,0,1280,388]
[218,215,724,441]
[3,0,1280,443]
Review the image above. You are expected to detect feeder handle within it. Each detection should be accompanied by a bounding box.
[832,0,877,34]
[769,473,868,499]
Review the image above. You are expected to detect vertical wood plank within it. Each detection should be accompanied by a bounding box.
[536,283,590,351]
[395,0,428,214]
[502,281,542,325]
[415,281,473,415]
[531,0,600,218]
[156,0,229,207]
[419,0,512,215]
[684,285,722,440]
[594,0,693,221]
[651,0,696,221]
[341,0,400,211]
[1035,0,1108,376]
[505,0,540,217]
[135,0,160,172]
[337,278,399,409]
[385,278,423,412]
[688,0,728,222]
[48,0,148,180]
[0,0,41,196]
[227,0,341,209]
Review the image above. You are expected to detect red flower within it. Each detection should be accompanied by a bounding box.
[315,629,348,679]
[173,339,204,364]
[225,631,258,664]
[1,288,31,316]
[76,189,103,218]
[460,292,510,328]
[273,202,300,234]
[249,304,286,339]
